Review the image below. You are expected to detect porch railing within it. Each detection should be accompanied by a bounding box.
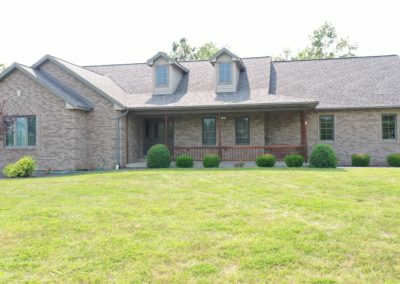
[172,145,305,161]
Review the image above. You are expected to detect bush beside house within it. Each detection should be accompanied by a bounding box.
[387,154,400,167]
[3,156,37,178]
[351,154,371,167]
[146,144,171,168]
[203,155,220,168]
[176,155,194,168]
[310,144,337,168]
[284,154,304,167]
[256,154,276,167]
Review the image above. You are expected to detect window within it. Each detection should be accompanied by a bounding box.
[218,62,231,84]
[5,116,36,147]
[382,114,397,140]
[202,117,216,145]
[156,65,168,87]
[235,117,250,145]
[319,115,334,141]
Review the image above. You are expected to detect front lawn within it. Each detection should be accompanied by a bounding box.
[0,168,399,282]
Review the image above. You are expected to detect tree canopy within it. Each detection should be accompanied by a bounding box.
[275,22,358,60]
[170,38,219,61]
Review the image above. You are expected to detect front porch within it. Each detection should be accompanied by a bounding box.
[125,109,309,164]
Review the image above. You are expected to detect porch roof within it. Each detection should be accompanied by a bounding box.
[127,100,318,114]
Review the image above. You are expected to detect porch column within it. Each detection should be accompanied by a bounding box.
[300,111,308,162]
[217,112,222,159]
[164,113,168,147]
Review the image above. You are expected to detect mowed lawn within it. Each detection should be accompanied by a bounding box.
[0,168,399,283]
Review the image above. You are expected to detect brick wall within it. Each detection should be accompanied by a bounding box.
[307,109,400,165]
[0,70,87,170]
[39,61,126,169]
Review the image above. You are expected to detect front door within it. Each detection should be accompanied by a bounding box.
[143,119,174,155]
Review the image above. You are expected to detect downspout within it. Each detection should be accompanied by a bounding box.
[115,109,129,170]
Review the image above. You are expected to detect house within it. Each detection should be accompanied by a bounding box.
[0,48,399,170]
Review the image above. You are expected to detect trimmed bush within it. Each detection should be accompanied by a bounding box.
[310,144,337,168]
[203,155,220,168]
[3,156,37,178]
[387,153,400,167]
[256,154,276,167]
[284,154,304,167]
[351,153,371,167]
[176,155,194,168]
[146,144,171,168]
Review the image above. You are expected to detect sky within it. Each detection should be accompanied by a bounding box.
[1,0,400,66]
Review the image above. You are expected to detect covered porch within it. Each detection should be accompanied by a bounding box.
[125,104,311,164]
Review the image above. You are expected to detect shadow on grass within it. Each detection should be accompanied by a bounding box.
[0,167,351,180]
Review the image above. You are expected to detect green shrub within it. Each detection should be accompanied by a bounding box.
[176,155,194,168]
[203,155,220,168]
[387,153,400,167]
[284,154,304,167]
[256,154,276,167]
[3,156,37,178]
[146,144,171,168]
[310,144,337,168]
[351,153,371,167]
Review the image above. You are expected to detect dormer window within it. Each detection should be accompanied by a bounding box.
[147,51,189,95]
[156,65,169,87]
[210,48,246,93]
[218,62,232,84]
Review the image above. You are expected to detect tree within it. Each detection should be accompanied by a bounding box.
[170,38,220,61]
[195,42,219,60]
[274,22,358,60]
[170,38,197,61]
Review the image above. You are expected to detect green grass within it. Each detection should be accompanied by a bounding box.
[0,168,399,283]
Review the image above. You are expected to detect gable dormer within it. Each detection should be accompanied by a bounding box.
[146,52,188,95]
[210,48,246,93]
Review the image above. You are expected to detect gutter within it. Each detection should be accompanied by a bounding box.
[114,109,129,169]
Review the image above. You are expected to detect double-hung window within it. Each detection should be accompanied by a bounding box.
[202,117,216,146]
[156,65,169,87]
[235,117,250,145]
[5,116,36,147]
[218,62,231,84]
[319,115,334,141]
[382,114,397,140]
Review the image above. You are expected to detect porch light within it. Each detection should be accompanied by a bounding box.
[220,116,227,120]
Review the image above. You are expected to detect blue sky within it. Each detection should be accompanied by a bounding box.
[1,0,399,66]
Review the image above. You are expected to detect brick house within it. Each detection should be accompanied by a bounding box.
[0,48,399,170]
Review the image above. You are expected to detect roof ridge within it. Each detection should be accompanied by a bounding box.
[84,56,271,68]
[49,55,108,76]
[272,54,399,63]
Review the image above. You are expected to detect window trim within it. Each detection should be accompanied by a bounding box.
[4,115,37,149]
[218,61,232,85]
[381,113,397,142]
[202,116,217,146]
[235,116,250,145]
[318,115,335,142]
[155,64,169,87]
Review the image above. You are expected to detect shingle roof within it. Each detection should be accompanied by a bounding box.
[86,54,400,110]
[86,57,318,111]
[272,55,400,109]
[0,63,93,111]
[33,55,127,108]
